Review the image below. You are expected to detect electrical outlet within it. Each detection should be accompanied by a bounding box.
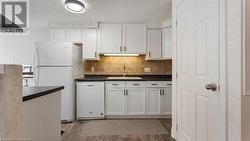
[144,67,151,73]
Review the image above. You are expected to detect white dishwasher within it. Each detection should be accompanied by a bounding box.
[76,82,105,119]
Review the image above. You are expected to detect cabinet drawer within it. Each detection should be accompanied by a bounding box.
[126,81,146,88]
[162,81,172,87]
[147,81,162,87]
[106,81,126,88]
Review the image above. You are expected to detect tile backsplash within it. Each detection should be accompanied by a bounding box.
[84,55,172,75]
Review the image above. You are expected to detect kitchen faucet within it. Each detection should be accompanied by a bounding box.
[123,63,127,77]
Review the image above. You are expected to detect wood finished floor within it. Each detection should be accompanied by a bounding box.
[62,119,175,141]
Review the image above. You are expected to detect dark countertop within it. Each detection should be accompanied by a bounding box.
[75,75,172,82]
[23,86,64,102]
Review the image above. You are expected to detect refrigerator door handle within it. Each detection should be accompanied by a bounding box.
[33,66,39,86]
[33,45,40,66]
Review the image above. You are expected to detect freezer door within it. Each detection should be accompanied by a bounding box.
[34,42,74,66]
[35,67,74,121]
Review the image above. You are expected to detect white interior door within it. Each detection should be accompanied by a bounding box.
[177,0,221,141]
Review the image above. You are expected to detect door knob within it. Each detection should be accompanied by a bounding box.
[205,83,217,91]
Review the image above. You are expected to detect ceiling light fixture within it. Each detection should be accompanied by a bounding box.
[64,0,85,14]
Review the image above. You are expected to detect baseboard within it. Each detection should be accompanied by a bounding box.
[106,115,172,119]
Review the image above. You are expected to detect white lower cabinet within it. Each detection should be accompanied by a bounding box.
[161,87,172,115]
[126,89,146,115]
[147,88,162,115]
[77,82,105,119]
[146,81,172,116]
[106,89,126,115]
[106,81,146,116]
[77,81,171,118]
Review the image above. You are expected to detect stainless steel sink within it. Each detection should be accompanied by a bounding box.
[107,77,142,80]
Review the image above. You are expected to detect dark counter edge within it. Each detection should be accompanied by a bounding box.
[75,75,172,82]
[23,86,64,102]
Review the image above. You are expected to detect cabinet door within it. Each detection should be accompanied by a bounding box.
[123,24,146,54]
[161,88,172,115]
[147,88,161,115]
[67,29,82,43]
[126,89,146,115]
[51,29,67,41]
[99,24,122,54]
[146,29,162,60]
[82,29,99,60]
[106,89,125,115]
[77,82,104,118]
[162,27,172,59]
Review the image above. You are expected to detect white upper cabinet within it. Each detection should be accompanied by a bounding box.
[51,29,67,41]
[67,29,82,43]
[162,27,172,59]
[51,28,82,43]
[146,29,162,60]
[82,29,99,60]
[99,23,147,54]
[99,23,122,54]
[123,24,146,54]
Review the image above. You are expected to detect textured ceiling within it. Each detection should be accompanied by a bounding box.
[30,0,172,26]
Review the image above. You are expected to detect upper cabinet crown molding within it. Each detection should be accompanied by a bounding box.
[98,23,147,54]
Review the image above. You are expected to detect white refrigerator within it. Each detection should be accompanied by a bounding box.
[34,42,82,122]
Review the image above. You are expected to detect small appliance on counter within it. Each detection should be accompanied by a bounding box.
[22,65,34,87]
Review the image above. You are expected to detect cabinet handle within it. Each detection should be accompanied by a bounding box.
[87,85,94,87]
[124,90,126,96]
[163,89,165,95]
[95,52,97,57]
[133,84,140,86]
[126,90,129,96]
[167,84,172,86]
[124,46,127,52]
[152,84,158,86]
[112,84,119,86]
[149,52,151,57]
[160,89,162,95]
[120,46,123,52]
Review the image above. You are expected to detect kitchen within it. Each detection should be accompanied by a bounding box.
[0,0,173,141]
[1,0,248,141]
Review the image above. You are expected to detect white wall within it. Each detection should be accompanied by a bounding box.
[0,26,50,65]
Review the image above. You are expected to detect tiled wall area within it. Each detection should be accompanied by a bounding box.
[84,55,172,75]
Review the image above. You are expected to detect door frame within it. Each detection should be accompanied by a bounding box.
[172,0,226,140]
